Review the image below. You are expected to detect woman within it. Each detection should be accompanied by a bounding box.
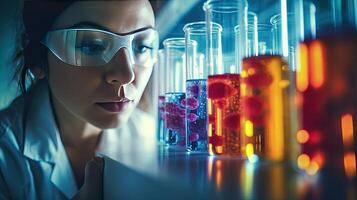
[0,0,158,199]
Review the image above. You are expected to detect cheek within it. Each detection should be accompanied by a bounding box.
[47,54,101,104]
[134,66,153,94]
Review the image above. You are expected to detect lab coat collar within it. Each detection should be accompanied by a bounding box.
[23,80,78,199]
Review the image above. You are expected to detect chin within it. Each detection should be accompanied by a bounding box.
[85,103,136,129]
[93,114,131,129]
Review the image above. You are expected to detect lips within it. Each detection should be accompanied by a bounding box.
[96,101,132,113]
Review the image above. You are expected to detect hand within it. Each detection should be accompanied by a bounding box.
[72,157,104,200]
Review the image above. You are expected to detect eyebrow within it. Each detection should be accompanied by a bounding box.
[65,21,155,35]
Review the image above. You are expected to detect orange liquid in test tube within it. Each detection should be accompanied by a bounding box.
[241,55,298,162]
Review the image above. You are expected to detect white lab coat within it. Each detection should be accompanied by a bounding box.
[0,80,156,199]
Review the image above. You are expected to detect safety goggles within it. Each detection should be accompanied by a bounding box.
[41,28,159,67]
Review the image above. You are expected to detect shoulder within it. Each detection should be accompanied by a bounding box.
[0,94,26,148]
[0,95,30,196]
[0,93,27,165]
[0,92,30,178]
[0,82,40,149]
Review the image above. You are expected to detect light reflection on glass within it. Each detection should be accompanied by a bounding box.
[341,114,356,179]
[296,43,309,92]
[341,114,354,146]
[240,162,255,200]
[207,156,214,182]
[343,152,356,179]
[309,40,325,89]
[297,129,309,144]
[297,154,310,170]
[306,161,319,176]
[215,160,222,191]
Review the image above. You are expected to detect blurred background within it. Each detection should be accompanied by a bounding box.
[0,0,21,109]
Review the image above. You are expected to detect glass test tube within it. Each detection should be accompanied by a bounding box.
[295,0,316,41]
[204,0,247,156]
[237,13,298,163]
[163,38,187,149]
[183,21,212,152]
[235,11,258,57]
[240,55,297,163]
[296,0,357,178]
[271,13,297,71]
[257,24,274,55]
[247,12,258,57]
[204,0,247,73]
[155,50,166,143]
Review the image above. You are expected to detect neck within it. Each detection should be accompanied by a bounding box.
[58,118,102,149]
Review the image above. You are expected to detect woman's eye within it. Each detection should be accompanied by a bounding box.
[77,41,106,55]
[134,45,153,54]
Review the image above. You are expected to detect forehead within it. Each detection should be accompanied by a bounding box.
[52,0,155,33]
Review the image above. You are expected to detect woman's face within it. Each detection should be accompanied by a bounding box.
[47,0,156,129]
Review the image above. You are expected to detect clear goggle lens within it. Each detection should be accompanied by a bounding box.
[41,28,159,67]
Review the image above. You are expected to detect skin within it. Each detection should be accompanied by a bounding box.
[36,0,155,191]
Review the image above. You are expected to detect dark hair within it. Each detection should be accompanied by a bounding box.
[13,0,75,94]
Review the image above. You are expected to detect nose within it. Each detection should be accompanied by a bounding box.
[104,48,135,86]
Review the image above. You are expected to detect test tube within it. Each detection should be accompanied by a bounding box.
[257,24,274,55]
[204,0,247,73]
[163,38,186,149]
[155,50,166,144]
[240,55,298,163]
[296,0,357,178]
[236,11,299,163]
[271,13,297,71]
[295,0,316,41]
[247,12,258,57]
[204,0,247,156]
[235,11,258,58]
[183,21,212,152]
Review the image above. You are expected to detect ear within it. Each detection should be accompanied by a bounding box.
[29,66,46,79]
